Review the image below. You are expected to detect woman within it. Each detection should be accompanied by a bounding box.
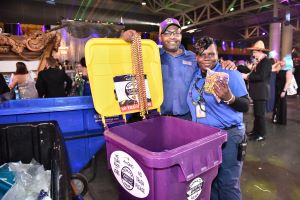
[266,58,281,112]
[187,36,249,200]
[272,54,293,125]
[79,57,91,96]
[9,62,38,99]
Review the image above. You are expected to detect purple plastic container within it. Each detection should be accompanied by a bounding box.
[104,116,227,200]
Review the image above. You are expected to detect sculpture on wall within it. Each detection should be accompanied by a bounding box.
[0,20,124,71]
[0,30,61,61]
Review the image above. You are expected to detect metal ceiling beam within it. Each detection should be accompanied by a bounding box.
[173,0,274,29]
[144,0,193,12]
[237,16,299,40]
[238,25,269,39]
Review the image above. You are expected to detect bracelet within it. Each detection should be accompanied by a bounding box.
[223,94,235,104]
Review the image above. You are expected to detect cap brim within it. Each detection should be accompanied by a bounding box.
[160,23,181,34]
[247,47,270,52]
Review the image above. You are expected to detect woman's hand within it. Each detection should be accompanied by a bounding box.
[220,60,236,70]
[213,79,233,102]
[120,30,137,43]
[280,91,286,98]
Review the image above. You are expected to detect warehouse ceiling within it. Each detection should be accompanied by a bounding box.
[0,0,299,39]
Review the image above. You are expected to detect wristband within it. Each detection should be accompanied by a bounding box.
[223,94,235,104]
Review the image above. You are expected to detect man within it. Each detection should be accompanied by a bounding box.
[36,56,72,98]
[0,73,10,102]
[123,18,235,120]
[243,40,272,141]
[0,73,9,95]
[187,36,249,200]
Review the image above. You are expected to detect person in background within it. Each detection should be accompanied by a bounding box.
[55,58,64,71]
[8,62,38,99]
[122,18,236,120]
[187,36,249,200]
[79,57,91,96]
[266,58,282,112]
[36,56,72,98]
[272,54,293,125]
[0,73,10,102]
[63,60,72,70]
[242,40,272,141]
[292,48,300,96]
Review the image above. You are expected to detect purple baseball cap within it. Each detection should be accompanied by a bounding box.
[159,18,181,34]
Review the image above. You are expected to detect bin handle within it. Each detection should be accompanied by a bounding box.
[101,115,107,128]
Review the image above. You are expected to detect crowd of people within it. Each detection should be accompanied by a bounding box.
[0,56,91,102]
[236,43,297,141]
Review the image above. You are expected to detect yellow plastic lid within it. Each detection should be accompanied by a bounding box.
[85,38,163,118]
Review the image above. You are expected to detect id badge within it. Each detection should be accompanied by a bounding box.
[196,103,206,118]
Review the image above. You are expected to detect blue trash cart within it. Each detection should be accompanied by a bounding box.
[0,96,106,196]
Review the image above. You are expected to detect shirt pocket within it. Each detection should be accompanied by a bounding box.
[183,64,195,85]
[161,64,170,81]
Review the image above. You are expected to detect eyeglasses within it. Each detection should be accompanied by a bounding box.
[197,52,216,58]
[162,31,181,37]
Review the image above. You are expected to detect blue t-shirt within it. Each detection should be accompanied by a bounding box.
[187,63,248,129]
[160,46,197,115]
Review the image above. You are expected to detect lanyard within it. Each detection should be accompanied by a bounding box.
[190,76,205,106]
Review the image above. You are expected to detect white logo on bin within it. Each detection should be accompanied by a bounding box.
[121,166,134,190]
[110,151,150,198]
[187,177,203,200]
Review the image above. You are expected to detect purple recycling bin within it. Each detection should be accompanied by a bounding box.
[104,116,227,200]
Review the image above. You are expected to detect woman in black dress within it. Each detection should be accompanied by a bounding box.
[272,55,293,125]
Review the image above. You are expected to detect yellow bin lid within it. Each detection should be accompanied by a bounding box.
[85,38,163,118]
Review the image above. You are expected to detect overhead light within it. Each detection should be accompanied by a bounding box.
[141,2,146,6]
[186,28,201,33]
[46,0,55,5]
[229,7,234,12]
[186,29,196,33]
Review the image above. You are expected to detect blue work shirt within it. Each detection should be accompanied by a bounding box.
[160,46,197,115]
[187,63,248,129]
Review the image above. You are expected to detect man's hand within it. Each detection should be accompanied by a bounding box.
[241,73,249,80]
[220,60,237,70]
[246,62,255,70]
[120,30,137,43]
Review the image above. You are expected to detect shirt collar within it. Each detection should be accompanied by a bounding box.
[195,62,221,78]
[160,45,187,56]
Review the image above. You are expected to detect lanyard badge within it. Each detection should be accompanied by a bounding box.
[196,103,206,118]
[191,76,206,118]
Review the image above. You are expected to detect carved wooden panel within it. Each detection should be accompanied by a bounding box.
[0,31,61,61]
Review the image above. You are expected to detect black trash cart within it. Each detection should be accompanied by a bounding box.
[0,121,72,200]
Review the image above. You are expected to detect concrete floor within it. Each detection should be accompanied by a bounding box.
[81,96,300,200]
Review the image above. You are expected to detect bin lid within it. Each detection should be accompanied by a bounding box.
[85,38,163,117]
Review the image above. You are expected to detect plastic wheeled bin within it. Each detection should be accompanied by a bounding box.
[85,38,228,200]
[0,121,72,200]
[105,116,226,200]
